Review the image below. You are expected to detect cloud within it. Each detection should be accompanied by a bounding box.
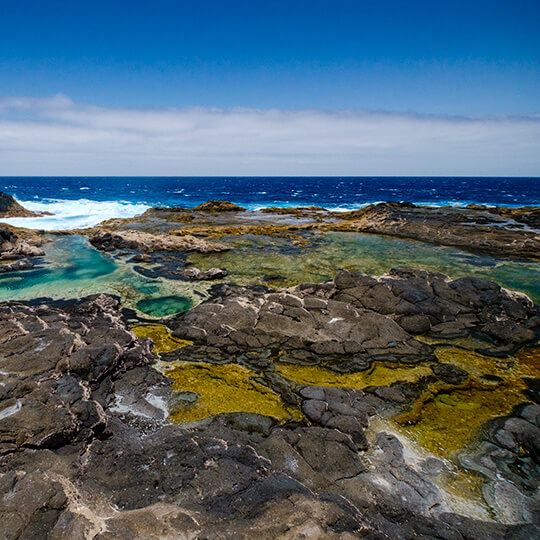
[0,94,538,175]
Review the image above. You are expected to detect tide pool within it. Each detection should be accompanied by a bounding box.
[0,235,205,316]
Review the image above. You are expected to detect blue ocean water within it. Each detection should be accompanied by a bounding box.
[0,176,538,230]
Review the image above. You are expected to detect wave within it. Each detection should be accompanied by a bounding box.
[0,198,150,230]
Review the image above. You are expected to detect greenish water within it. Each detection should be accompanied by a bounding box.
[0,236,206,315]
[1,233,538,315]
[136,295,193,317]
[188,231,540,303]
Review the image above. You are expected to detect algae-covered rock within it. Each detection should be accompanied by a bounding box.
[193,200,246,212]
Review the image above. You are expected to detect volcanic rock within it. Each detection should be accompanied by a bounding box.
[90,229,229,253]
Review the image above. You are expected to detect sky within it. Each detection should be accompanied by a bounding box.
[0,0,539,175]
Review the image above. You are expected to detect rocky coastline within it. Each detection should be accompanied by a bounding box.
[1,196,539,538]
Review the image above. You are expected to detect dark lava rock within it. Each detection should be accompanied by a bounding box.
[0,259,34,273]
[170,269,538,367]
[1,292,538,537]
[337,202,540,259]
[431,363,469,384]
[0,191,41,218]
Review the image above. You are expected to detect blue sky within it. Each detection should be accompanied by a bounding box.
[0,1,539,174]
[2,0,539,114]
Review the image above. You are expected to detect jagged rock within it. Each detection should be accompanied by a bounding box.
[0,294,538,537]
[170,269,539,366]
[0,259,34,273]
[90,229,229,253]
[0,228,44,260]
[181,266,228,280]
[336,202,540,259]
[0,191,42,218]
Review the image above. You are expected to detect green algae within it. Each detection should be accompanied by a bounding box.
[276,362,433,388]
[162,362,303,424]
[131,324,192,354]
[187,231,540,303]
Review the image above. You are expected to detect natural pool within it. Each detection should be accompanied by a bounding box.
[0,235,206,316]
[188,231,540,303]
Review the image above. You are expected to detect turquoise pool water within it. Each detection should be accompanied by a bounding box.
[1,233,538,315]
[0,235,205,315]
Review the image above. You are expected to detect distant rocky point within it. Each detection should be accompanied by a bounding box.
[0,190,50,218]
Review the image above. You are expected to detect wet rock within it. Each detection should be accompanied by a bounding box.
[0,259,34,273]
[336,202,540,259]
[181,266,228,280]
[431,363,469,384]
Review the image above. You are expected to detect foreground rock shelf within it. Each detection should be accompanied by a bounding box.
[1,263,539,537]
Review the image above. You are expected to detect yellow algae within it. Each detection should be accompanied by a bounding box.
[435,346,539,388]
[132,324,192,355]
[276,362,433,389]
[368,418,492,521]
[163,362,303,423]
[394,380,525,457]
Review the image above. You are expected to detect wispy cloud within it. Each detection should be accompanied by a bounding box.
[0,94,538,175]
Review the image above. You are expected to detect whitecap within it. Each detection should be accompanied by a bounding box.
[0,198,150,230]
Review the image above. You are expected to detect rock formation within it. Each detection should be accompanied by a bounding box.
[0,191,40,218]
[1,290,538,538]
[90,229,229,253]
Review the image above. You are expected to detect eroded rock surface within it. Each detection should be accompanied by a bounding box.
[1,288,538,538]
[90,229,228,254]
[171,268,539,366]
[335,202,540,259]
[0,228,44,274]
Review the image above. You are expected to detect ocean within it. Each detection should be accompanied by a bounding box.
[1,176,539,230]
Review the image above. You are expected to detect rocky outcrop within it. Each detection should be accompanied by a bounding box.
[466,204,540,230]
[0,191,40,218]
[90,229,229,253]
[170,269,539,366]
[193,200,246,212]
[0,228,44,260]
[0,295,538,537]
[335,202,540,259]
[181,266,228,280]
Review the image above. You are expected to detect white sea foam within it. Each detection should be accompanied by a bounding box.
[0,198,150,230]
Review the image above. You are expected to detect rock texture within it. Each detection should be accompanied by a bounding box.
[193,200,246,212]
[171,268,539,366]
[90,229,229,253]
[1,295,538,538]
[335,202,540,259]
[0,191,40,218]
[0,228,44,261]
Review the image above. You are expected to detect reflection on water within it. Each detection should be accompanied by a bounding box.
[188,231,540,303]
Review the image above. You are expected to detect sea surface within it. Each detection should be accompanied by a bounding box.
[0,176,539,230]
